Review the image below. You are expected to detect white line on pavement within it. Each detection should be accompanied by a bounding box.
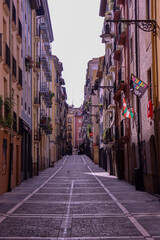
[87,165,153,239]
[63,155,69,164]
[61,180,74,239]
[81,155,86,164]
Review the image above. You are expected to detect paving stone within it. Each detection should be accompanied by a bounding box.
[14,202,66,214]
[0,217,61,237]
[28,194,70,202]
[70,202,123,215]
[0,155,160,239]
[71,194,111,202]
[135,216,160,236]
[0,203,16,213]
[71,217,141,237]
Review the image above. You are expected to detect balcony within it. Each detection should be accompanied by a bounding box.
[42,33,49,42]
[12,3,16,31]
[40,23,47,34]
[40,51,48,66]
[114,4,121,21]
[40,113,52,134]
[3,43,10,74]
[12,55,17,82]
[40,82,48,95]
[3,0,10,16]
[33,91,40,107]
[114,46,121,61]
[43,91,53,108]
[17,67,23,90]
[114,81,126,101]
[44,42,50,51]
[45,69,52,81]
[16,19,22,43]
[117,0,125,5]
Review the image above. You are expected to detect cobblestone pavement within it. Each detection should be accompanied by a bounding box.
[0,155,160,240]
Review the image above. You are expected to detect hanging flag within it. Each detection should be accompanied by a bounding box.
[130,74,149,98]
[147,100,153,118]
[122,97,134,119]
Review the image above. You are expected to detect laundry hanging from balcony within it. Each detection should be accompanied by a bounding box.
[122,97,134,119]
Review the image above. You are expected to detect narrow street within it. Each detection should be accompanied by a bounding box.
[0,155,160,240]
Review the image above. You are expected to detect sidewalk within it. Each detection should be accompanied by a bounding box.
[0,155,160,240]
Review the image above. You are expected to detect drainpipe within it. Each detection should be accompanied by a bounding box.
[135,0,144,190]
[8,0,13,192]
[152,0,160,192]
[126,0,131,182]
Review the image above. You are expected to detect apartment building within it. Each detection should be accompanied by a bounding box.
[97,0,159,194]
[0,0,23,194]
[50,55,67,163]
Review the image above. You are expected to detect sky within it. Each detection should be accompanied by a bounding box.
[48,0,105,108]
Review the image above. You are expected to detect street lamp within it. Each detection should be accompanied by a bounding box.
[105,19,157,34]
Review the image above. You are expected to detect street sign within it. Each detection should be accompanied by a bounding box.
[89,132,93,137]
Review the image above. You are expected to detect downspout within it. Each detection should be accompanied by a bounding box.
[126,0,130,182]
[135,0,144,190]
[152,0,160,192]
[8,0,13,192]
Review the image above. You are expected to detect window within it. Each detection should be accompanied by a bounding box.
[68,125,72,131]
[130,37,133,61]
[2,139,7,175]
[0,34,2,58]
[68,117,72,123]
[146,0,150,20]
[147,68,152,100]
[68,133,72,139]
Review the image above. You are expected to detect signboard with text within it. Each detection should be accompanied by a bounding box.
[130,74,149,98]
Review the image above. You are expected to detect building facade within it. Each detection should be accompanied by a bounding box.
[0,0,23,194]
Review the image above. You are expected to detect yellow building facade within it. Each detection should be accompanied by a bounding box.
[0,0,22,194]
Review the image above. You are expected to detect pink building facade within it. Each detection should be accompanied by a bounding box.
[74,110,83,149]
